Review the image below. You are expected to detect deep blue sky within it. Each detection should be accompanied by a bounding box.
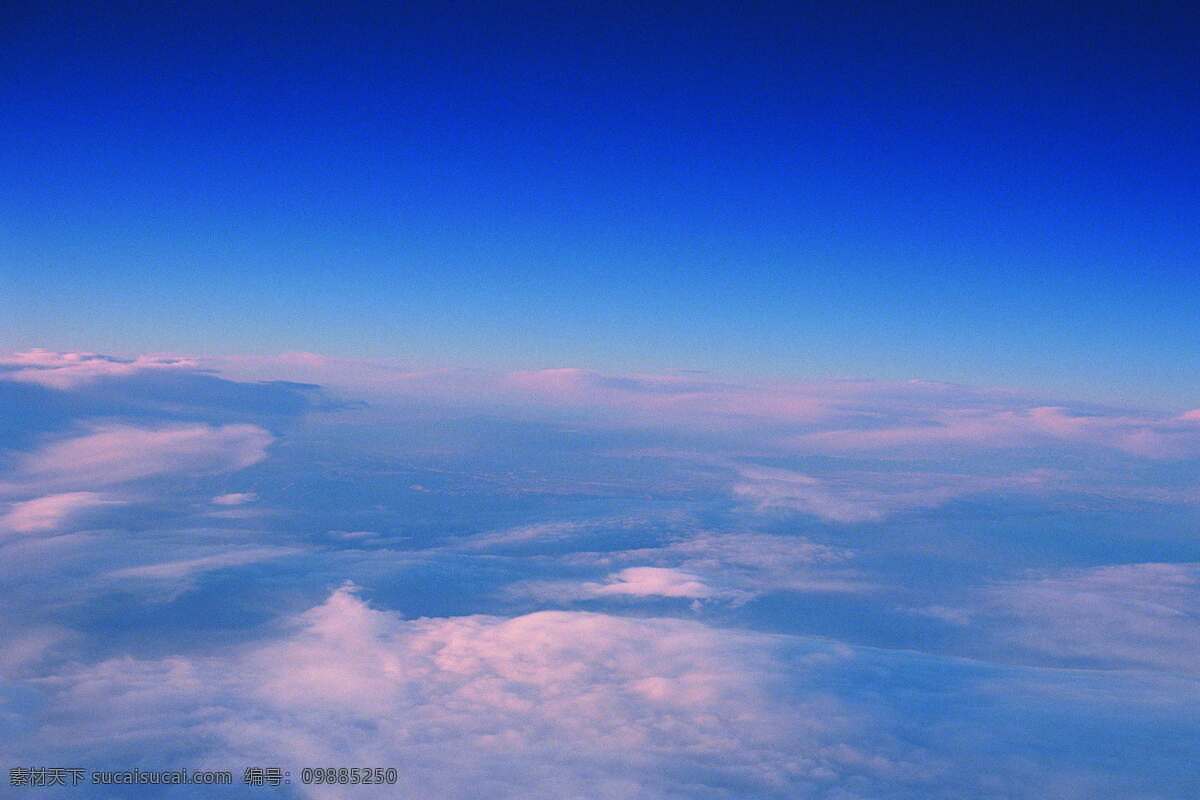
[2,2,1197,404]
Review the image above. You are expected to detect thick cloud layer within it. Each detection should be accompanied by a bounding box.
[2,351,1197,799]
[22,587,878,799]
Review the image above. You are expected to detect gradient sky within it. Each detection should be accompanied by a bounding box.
[3,8,1200,796]
[2,3,1198,404]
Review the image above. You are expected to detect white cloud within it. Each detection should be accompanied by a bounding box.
[329,530,380,541]
[211,492,258,506]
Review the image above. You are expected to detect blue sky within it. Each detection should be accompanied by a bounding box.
[2,5,1200,798]
[2,3,1198,404]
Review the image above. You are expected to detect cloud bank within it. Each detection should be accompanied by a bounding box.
[28,586,912,799]
[0,350,197,390]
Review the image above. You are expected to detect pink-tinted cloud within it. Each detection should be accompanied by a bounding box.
[26,587,916,798]
[506,368,831,422]
[496,370,1200,460]
[0,350,197,390]
[3,424,273,494]
[0,492,117,534]
[204,354,1200,461]
[20,350,1200,466]
[791,405,1200,459]
[582,567,715,599]
[203,352,486,399]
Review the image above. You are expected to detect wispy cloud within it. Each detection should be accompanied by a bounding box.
[105,547,304,599]
[211,491,258,506]
[2,424,273,495]
[986,562,1200,674]
[791,405,1200,459]
[197,354,1200,464]
[510,532,863,605]
[0,492,118,534]
[0,625,71,679]
[731,464,1057,523]
[107,547,301,581]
